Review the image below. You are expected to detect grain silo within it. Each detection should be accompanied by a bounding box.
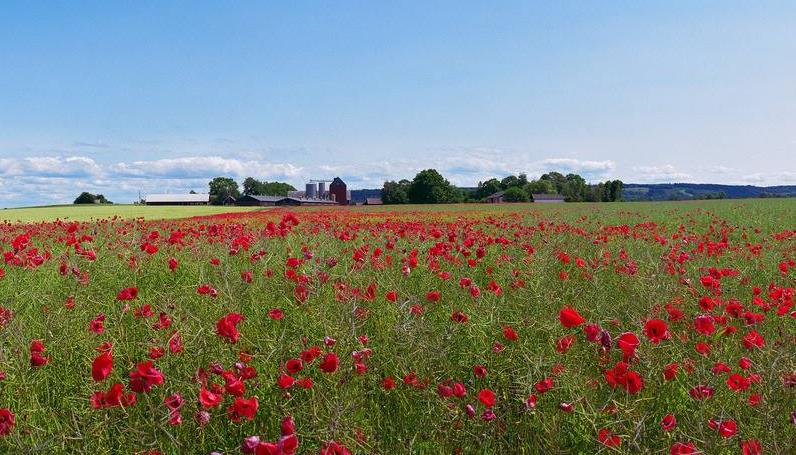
[305,182,318,199]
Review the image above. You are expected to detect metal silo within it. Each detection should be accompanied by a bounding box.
[305,183,317,199]
[318,182,327,198]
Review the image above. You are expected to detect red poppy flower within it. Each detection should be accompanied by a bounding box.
[473,365,488,378]
[277,374,295,389]
[30,339,49,368]
[91,351,113,382]
[228,396,258,422]
[0,409,14,436]
[617,332,640,359]
[285,359,303,374]
[116,287,138,301]
[534,377,554,393]
[319,352,339,373]
[129,361,164,394]
[688,384,714,400]
[598,428,621,447]
[708,419,737,438]
[451,311,469,323]
[743,330,765,349]
[216,313,245,343]
[644,319,670,343]
[477,389,495,408]
[90,383,137,409]
[663,363,678,381]
[502,325,518,341]
[694,315,715,335]
[559,306,585,328]
[670,442,699,454]
[726,373,750,392]
[425,290,441,302]
[556,335,575,353]
[660,413,677,431]
[740,439,762,455]
[199,388,222,408]
[268,309,284,320]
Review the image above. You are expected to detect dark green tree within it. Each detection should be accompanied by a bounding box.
[475,178,503,200]
[525,179,556,195]
[500,175,520,189]
[95,194,112,204]
[608,180,624,201]
[74,192,96,204]
[562,174,588,202]
[382,180,411,204]
[242,177,260,196]
[408,169,458,204]
[208,177,240,205]
[502,186,529,202]
[540,172,567,193]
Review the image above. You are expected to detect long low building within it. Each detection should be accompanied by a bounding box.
[237,195,338,206]
[144,193,210,205]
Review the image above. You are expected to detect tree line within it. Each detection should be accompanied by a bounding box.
[381,169,623,204]
[74,192,113,204]
[208,177,297,205]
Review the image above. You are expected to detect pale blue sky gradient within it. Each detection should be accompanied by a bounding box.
[1,1,795,206]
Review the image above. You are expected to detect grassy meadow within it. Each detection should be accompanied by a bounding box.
[0,204,264,223]
[0,199,793,454]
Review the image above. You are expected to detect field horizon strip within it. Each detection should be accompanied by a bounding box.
[0,199,793,453]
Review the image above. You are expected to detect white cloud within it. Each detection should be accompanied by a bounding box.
[538,158,615,174]
[0,156,102,178]
[109,156,303,179]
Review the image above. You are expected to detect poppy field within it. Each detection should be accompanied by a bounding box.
[0,200,794,454]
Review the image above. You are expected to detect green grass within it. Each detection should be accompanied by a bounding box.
[0,199,794,453]
[0,204,265,223]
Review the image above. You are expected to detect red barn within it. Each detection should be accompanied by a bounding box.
[330,177,347,205]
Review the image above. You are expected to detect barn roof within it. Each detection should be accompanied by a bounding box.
[144,193,209,203]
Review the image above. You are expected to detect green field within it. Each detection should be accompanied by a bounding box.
[0,204,264,223]
[0,198,794,453]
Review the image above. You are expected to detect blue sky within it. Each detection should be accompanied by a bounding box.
[1,1,795,207]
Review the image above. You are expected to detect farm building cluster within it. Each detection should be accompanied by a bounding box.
[142,177,384,206]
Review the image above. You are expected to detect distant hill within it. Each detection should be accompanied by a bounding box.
[623,183,796,201]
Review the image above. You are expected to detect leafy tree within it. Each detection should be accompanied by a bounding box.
[242,177,296,196]
[382,180,410,204]
[502,186,529,202]
[525,179,556,195]
[540,172,567,193]
[562,174,588,202]
[475,178,503,200]
[261,181,296,196]
[500,175,520,190]
[608,180,624,201]
[95,194,112,204]
[408,169,458,204]
[242,177,260,196]
[208,177,240,205]
[74,192,97,204]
